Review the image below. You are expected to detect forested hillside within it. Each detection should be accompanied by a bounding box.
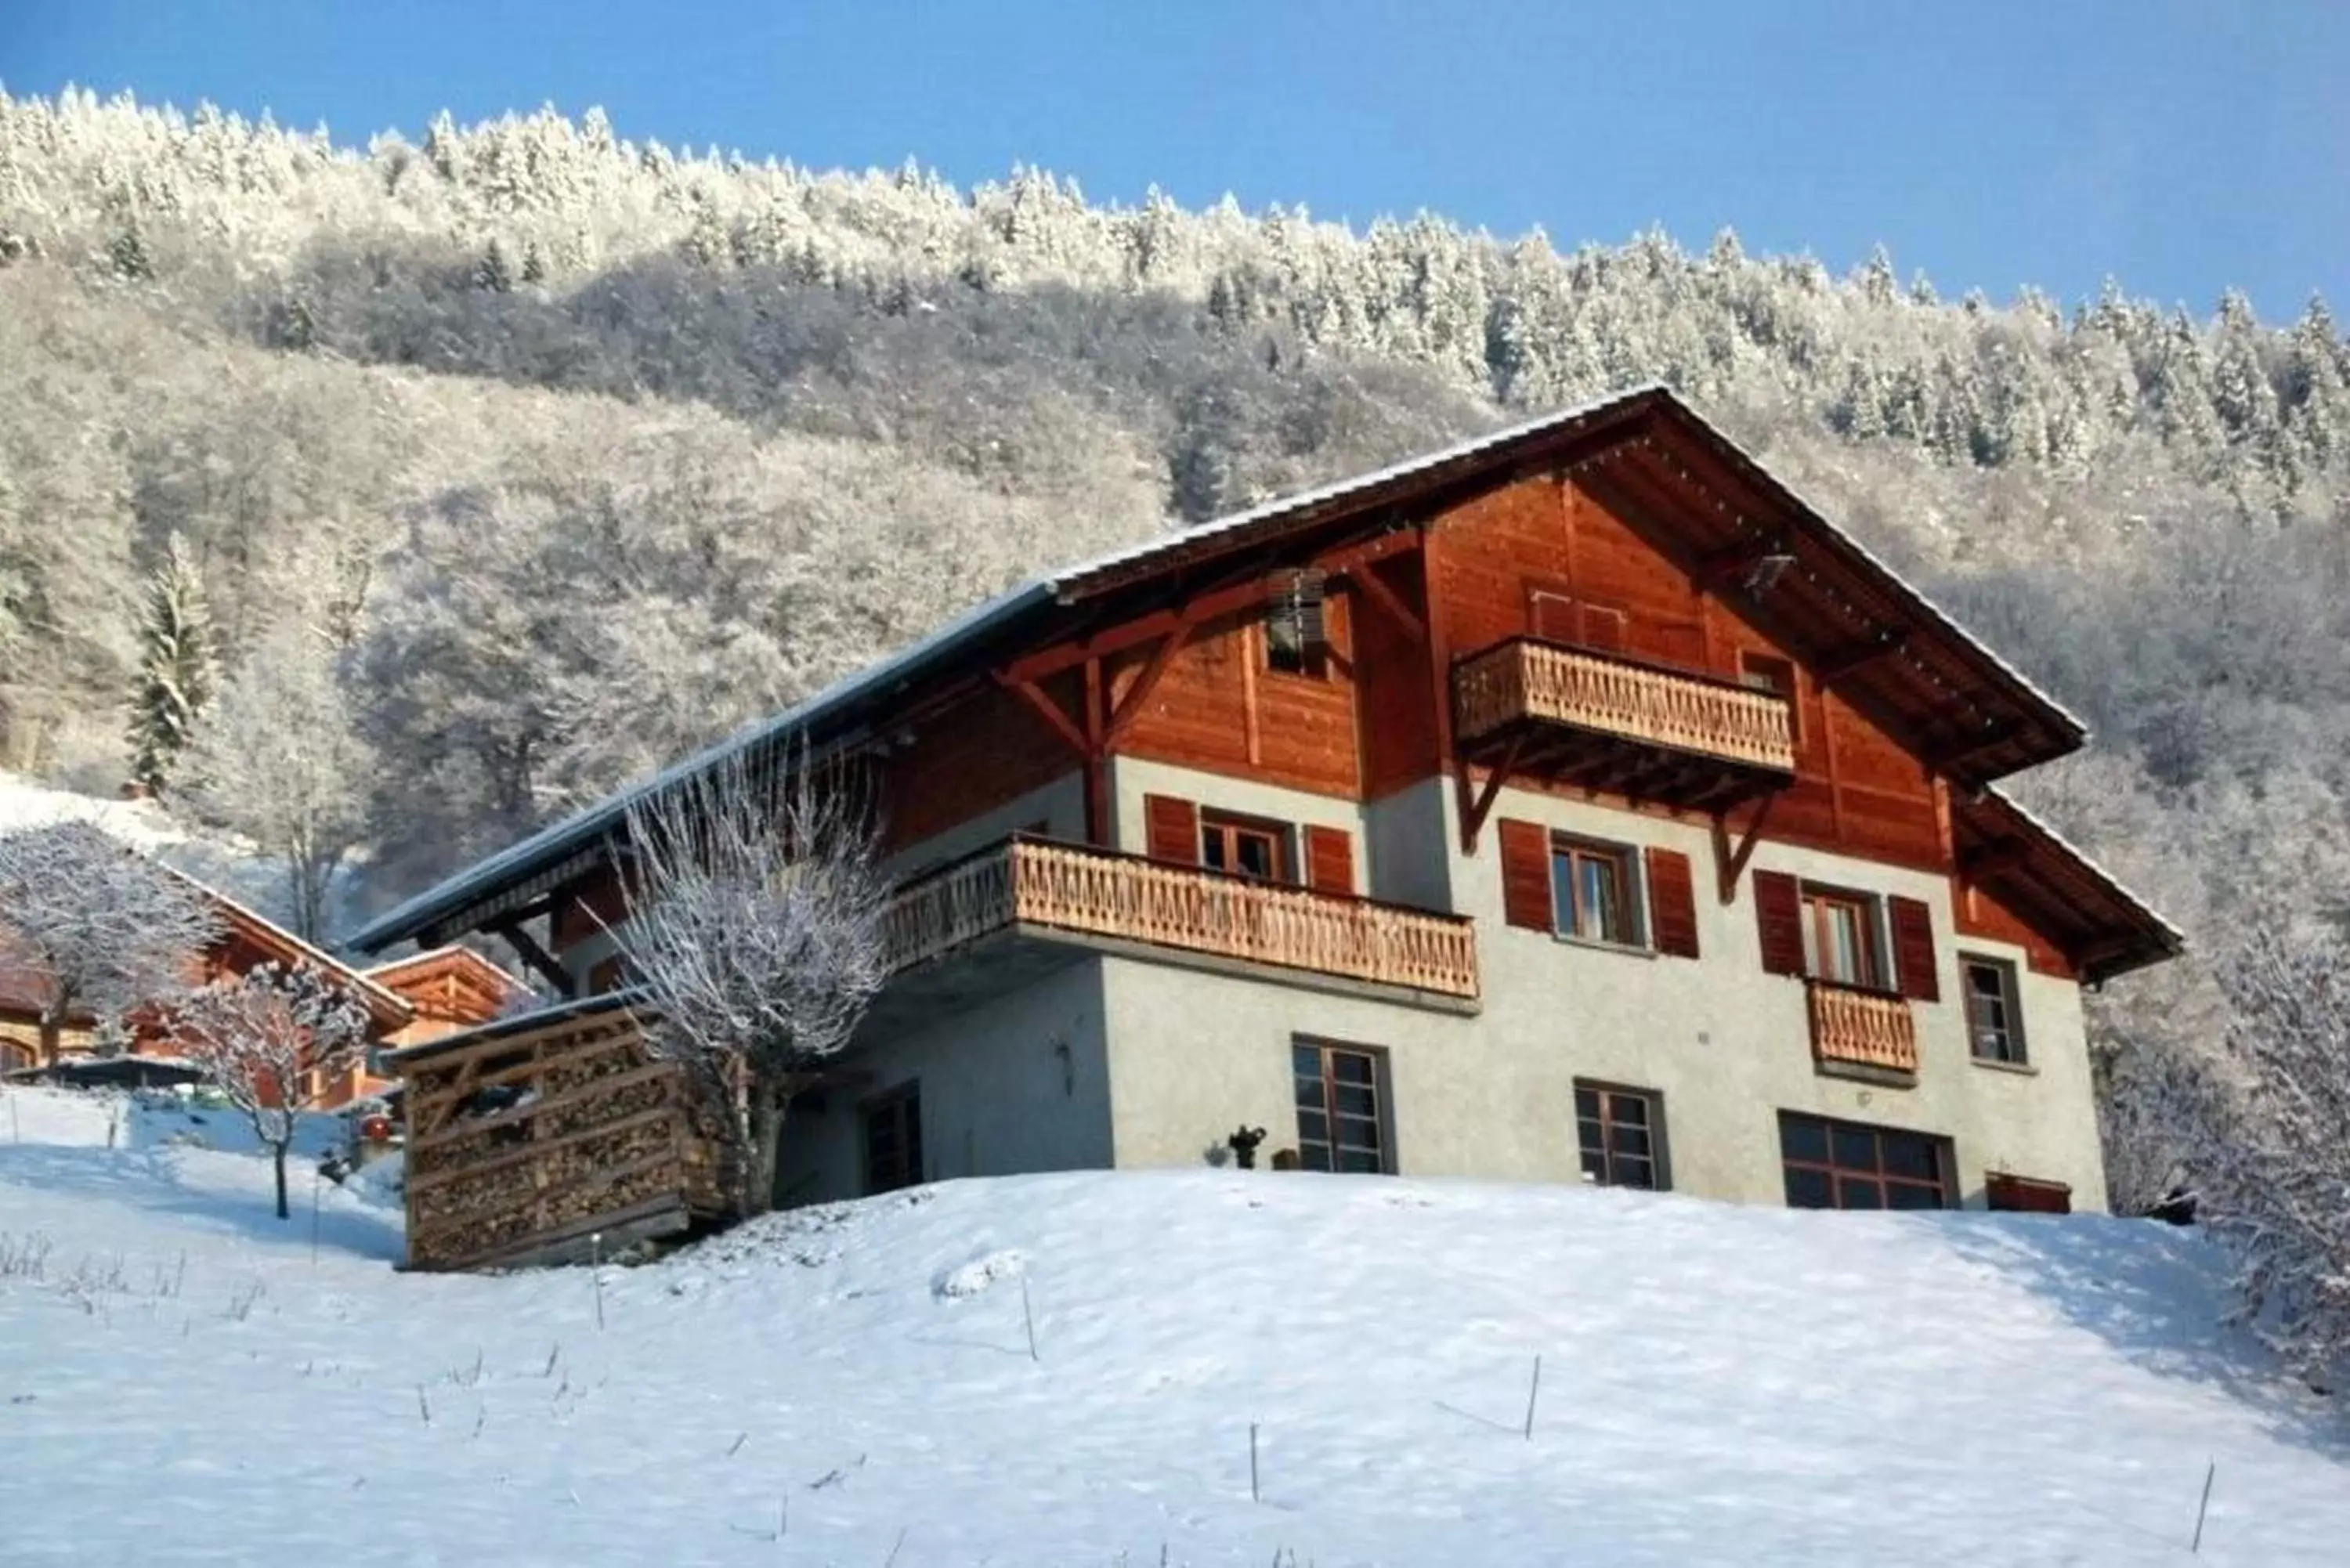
[2,89,2345,1094]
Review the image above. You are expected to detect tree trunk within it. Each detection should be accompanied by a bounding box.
[37,1013,60,1068]
[272,1143,290,1220]
[741,1087,789,1219]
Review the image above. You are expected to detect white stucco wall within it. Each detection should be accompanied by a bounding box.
[776,957,1114,1205]
[1087,764,2110,1210]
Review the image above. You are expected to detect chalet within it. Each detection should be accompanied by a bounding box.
[0,856,416,1107]
[351,385,2178,1265]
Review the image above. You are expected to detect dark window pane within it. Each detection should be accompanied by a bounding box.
[1574,1087,1600,1120]
[1611,1094,1647,1128]
[1299,1143,1333,1172]
[1580,1147,1607,1182]
[1238,835,1275,878]
[1296,1111,1328,1144]
[1332,1084,1377,1117]
[1337,1149,1383,1174]
[1881,1133,1939,1182]
[1780,1115,1829,1164]
[1295,1079,1325,1109]
[1832,1126,1879,1173]
[1202,833,1228,870]
[1292,1045,1320,1076]
[1614,1155,1655,1190]
[1332,1052,1375,1085]
[1611,1125,1651,1159]
[1886,1181,1945,1210]
[1784,1167,1834,1209]
[1837,1177,1885,1210]
[1550,852,1577,934]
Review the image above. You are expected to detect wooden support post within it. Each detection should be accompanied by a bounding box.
[1708,791,1779,905]
[1455,732,1524,854]
[491,919,575,998]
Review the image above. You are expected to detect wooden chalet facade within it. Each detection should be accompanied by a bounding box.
[353,385,2178,1265]
[0,862,416,1107]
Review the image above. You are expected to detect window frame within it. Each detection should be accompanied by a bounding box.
[1291,1036,1397,1176]
[1547,833,1648,950]
[1199,808,1294,883]
[1262,595,1330,680]
[1777,1111,1953,1211]
[1799,881,1889,991]
[1961,953,2028,1066]
[1574,1080,1669,1191]
[1737,651,1802,742]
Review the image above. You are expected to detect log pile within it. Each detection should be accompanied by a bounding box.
[400,993,730,1270]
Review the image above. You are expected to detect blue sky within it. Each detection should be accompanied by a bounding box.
[4,1,2344,322]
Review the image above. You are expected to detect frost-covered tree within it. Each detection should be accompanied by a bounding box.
[610,749,889,1217]
[0,822,226,1065]
[180,627,374,940]
[2117,926,2350,1387]
[125,533,218,793]
[172,960,372,1219]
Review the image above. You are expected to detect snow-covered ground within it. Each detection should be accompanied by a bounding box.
[1,1086,2345,1566]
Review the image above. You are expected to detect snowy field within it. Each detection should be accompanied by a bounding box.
[1,1086,2345,1566]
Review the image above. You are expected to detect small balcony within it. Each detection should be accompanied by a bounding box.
[876,835,1480,1030]
[1806,979,1918,1078]
[1452,638,1795,811]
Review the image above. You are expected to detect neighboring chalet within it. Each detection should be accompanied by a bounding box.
[352,385,2179,1266]
[335,945,531,1106]
[0,859,418,1106]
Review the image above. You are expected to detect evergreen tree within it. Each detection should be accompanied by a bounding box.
[125,533,217,793]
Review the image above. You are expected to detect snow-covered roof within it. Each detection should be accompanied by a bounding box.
[1978,785,2186,950]
[347,383,2092,954]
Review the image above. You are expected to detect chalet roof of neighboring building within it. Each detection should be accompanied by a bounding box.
[363,945,531,1022]
[0,838,410,1027]
[348,384,2106,956]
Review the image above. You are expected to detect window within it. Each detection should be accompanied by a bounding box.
[1292,1039,1393,1174]
[1778,1111,1950,1210]
[1264,572,1329,677]
[1201,811,1291,882]
[863,1083,924,1194]
[1802,884,1884,989]
[1576,1083,1666,1190]
[1549,836,1640,945]
[1738,652,1800,740]
[1962,956,2026,1064]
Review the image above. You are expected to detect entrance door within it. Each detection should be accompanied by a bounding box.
[863,1082,924,1194]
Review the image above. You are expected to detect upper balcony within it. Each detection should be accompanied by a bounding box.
[1452,638,1795,813]
[1805,978,1918,1078]
[874,834,1480,1033]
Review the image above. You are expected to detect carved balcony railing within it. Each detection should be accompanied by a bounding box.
[1806,978,1919,1075]
[1452,638,1795,811]
[886,835,1480,1001]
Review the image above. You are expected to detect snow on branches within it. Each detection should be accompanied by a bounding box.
[172,960,373,1219]
[2108,923,2350,1387]
[613,749,889,1217]
[0,822,225,1064]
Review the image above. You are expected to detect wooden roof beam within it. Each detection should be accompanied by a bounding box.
[1815,630,1912,681]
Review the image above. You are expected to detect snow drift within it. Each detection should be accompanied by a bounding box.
[0,1085,2343,1565]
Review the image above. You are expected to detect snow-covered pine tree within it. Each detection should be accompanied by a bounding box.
[125,532,217,793]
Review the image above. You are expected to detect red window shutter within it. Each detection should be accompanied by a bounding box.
[1498,818,1553,931]
[1645,847,1700,959]
[1753,869,1806,976]
[1889,895,1940,1002]
[1144,794,1199,864]
[1304,825,1355,896]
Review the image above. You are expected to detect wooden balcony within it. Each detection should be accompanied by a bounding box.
[1806,979,1918,1077]
[1452,638,1795,811]
[880,835,1480,1021]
